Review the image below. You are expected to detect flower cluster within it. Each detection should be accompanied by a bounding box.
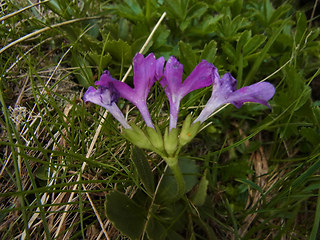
[84,53,275,156]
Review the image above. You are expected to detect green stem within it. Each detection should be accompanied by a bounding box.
[164,157,185,199]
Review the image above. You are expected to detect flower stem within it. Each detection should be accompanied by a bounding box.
[164,157,185,199]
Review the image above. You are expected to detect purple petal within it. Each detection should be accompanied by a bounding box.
[95,70,118,89]
[229,82,275,108]
[95,70,135,102]
[155,56,165,80]
[83,86,131,129]
[180,60,217,98]
[159,56,183,130]
[218,72,237,95]
[93,53,164,128]
[160,57,217,131]
[194,72,275,123]
[133,53,157,98]
[160,56,184,98]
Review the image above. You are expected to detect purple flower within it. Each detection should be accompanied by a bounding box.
[159,56,218,131]
[83,84,131,129]
[194,73,275,123]
[96,53,165,129]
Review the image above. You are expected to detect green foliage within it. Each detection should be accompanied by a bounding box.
[105,191,147,239]
[191,170,209,206]
[157,157,199,203]
[1,0,320,239]
[131,147,155,193]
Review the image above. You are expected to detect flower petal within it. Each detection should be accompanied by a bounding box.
[180,60,217,98]
[159,56,183,130]
[83,86,131,129]
[95,70,117,87]
[96,71,135,103]
[160,56,183,99]
[229,82,275,108]
[156,56,165,80]
[93,53,165,128]
[194,72,275,123]
[133,53,157,98]
[160,57,217,131]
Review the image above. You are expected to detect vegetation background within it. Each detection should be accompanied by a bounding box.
[0,0,319,239]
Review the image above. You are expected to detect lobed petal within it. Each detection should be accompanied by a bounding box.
[155,56,165,80]
[83,86,131,129]
[180,60,217,98]
[228,81,275,108]
[93,53,166,128]
[159,56,184,130]
[160,56,184,98]
[83,86,117,107]
[160,57,220,131]
[133,53,157,98]
[217,72,237,96]
[194,72,275,124]
[96,70,136,103]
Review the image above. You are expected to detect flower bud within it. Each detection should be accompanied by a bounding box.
[146,126,164,152]
[164,127,178,157]
[179,114,201,146]
[122,124,153,150]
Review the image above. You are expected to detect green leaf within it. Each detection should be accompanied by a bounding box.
[152,25,170,49]
[87,52,112,70]
[35,165,49,181]
[222,41,236,62]
[310,188,320,240]
[178,41,197,74]
[180,19,191,31]
[237,30,251,52]
[131,147,155,193]
[157,157,199,203]
[146,202,186,240]
[300,127,320,147]
[231,0,243,16]
[201,40,217,63]
[291,158,320,189]
[186,2,208,20]
[192,171,208,206]
[112,0,144,22]
[217,15,250,41]
[105,191,147,239]
[105,39,132,64]
[164,0,188,20]
[243,18,290,85]
[71,54,93,88]
[269,4,291,25]
[146,216,167,240]
[243,34,266,56]
[295,11,307,44]
[236,178,263,194]
[82,19,100,39]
